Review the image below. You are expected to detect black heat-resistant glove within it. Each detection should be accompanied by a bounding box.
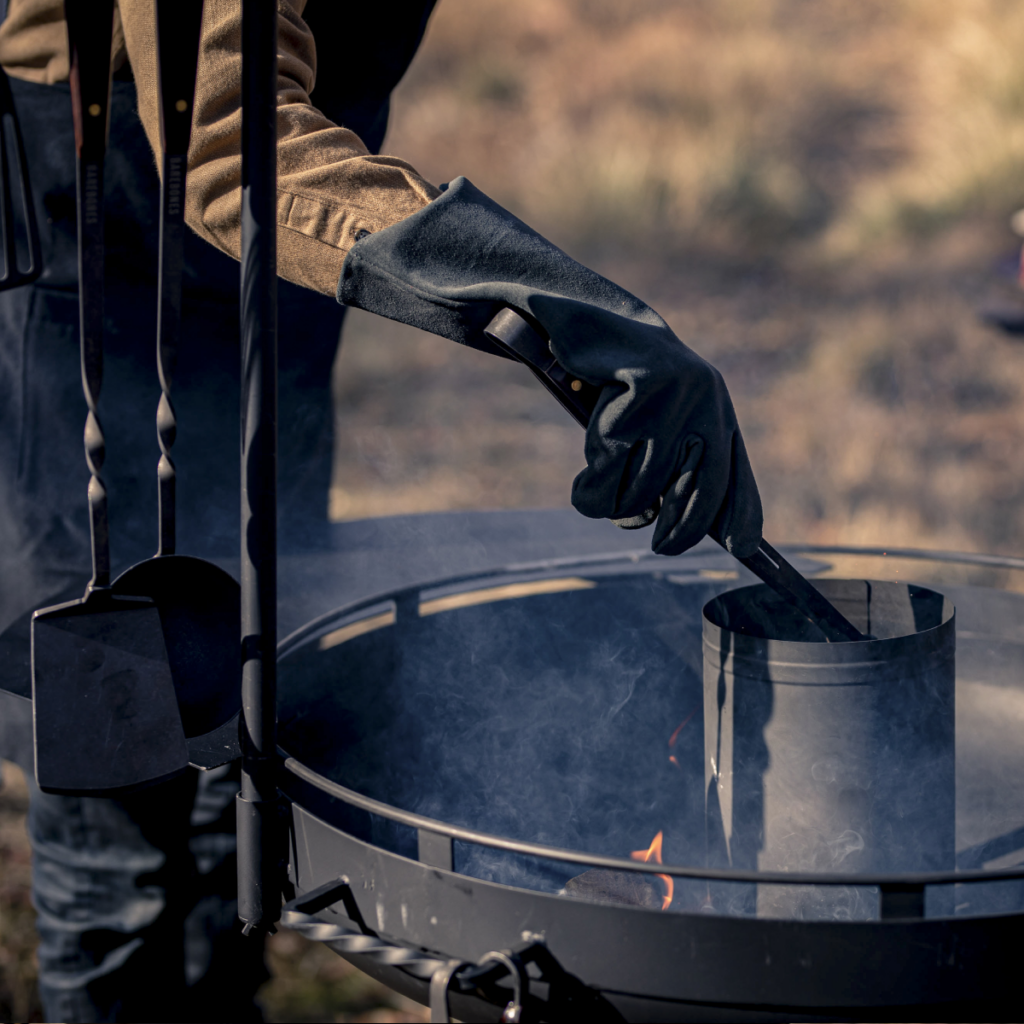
[338,177,762,557]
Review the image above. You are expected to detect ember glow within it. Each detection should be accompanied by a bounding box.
[631,830,674,910]
[667,705,698,771]
[668,705,699,749]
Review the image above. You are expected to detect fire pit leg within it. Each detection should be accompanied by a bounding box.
[237,0,283,936]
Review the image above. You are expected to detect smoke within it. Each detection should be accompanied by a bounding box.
[280,572,732,900]
[278,564,1024,920]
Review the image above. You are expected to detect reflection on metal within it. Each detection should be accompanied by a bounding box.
[418,577,595,617]
[983,846,1024,872]
[318,609,397,650]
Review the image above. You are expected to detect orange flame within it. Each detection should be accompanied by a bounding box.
[668,705,699,749]
[630,830,673,910]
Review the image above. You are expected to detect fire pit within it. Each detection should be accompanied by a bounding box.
[275,538,1024,1022]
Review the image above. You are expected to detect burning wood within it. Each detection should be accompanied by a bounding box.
[561,869,665,910]
[562,831,674,910]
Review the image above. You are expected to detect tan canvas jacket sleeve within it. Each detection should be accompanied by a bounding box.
[0,0,440,296]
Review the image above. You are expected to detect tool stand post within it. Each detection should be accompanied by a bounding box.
[237,0,282,935]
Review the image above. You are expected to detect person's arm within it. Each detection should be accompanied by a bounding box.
[341,178,764,558]
[0,0,761,556]
[118,0,440,296]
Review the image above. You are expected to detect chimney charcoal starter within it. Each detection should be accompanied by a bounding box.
[273,545,1024,1022]
[703,579,955,921]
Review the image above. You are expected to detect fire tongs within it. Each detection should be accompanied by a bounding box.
[484,308,866,643]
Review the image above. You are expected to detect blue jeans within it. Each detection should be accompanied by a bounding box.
[29,764,267,1023]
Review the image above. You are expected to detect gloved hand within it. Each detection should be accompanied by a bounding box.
[338,177,762,558]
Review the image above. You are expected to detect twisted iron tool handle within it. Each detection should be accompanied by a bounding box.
[154,0,205,556]
[483,308,866,642]
[67,0,116,589]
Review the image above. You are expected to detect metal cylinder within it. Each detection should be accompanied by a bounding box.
[702,579,955,919]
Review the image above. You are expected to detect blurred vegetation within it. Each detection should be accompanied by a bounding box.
[0,763,38,1023]
[390,0,1024,258]
[260,930,427,1023]
[7,0,1024,1019]
[344,0,1024,555]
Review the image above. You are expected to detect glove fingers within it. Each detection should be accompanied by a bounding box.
[651,435,725,556]
[709,430,763,558]
[572,435,674,522]
[571,445,625,521]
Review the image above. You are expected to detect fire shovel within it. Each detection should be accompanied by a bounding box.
[108,0,242,760]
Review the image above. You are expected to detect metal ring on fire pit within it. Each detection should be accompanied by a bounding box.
[281,755,1024,889]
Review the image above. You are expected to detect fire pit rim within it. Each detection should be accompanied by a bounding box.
[276,548,673,657]
[279,541,1024,658]
[784,543,1024,573]
[280,755,1024,890]
[285,797,1024,1015]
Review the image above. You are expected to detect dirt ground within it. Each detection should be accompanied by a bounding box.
[5,0,1024,1019]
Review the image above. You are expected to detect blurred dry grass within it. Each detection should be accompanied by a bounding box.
[336,0,1024,557]
[389,0,1024,255]
[7,0,1024,1019]
[0,763,37,1023]
[260,929,428,1023]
